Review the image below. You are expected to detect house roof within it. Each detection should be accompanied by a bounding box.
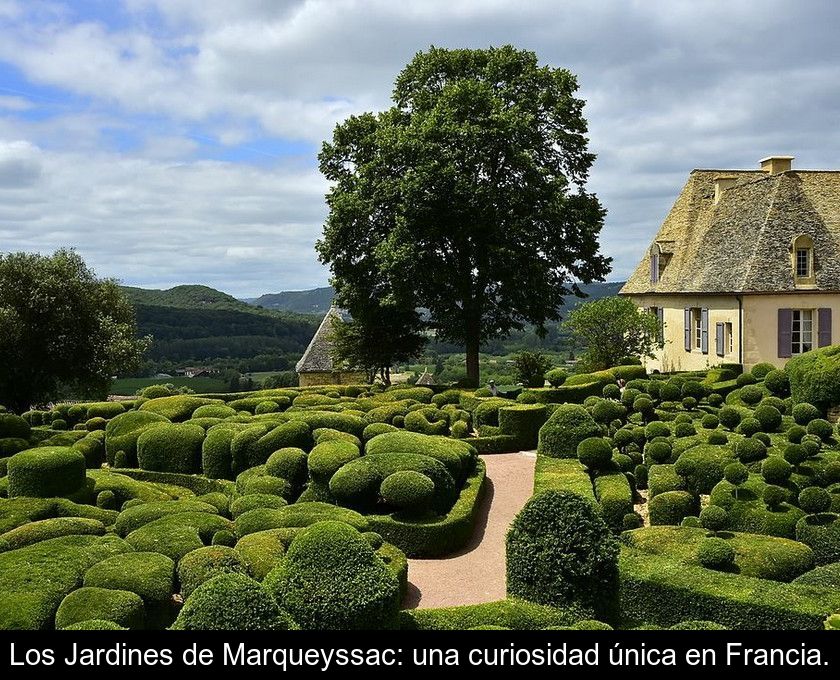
[415,369,436,386]
[295,307,343,373]
[620,169,840,295]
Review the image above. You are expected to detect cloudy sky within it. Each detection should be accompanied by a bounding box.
[0,1,838,297]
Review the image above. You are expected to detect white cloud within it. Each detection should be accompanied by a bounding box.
[2,1,840,290]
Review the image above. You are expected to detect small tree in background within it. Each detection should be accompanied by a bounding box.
[564,296,662,371]
[0,249,149,412]
[512,351,552,387]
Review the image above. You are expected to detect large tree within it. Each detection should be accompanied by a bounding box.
[563,296,662,371]
[0,249,150,412]
[317,45,610,386]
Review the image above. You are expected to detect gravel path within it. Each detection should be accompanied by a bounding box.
[403,451,537,610]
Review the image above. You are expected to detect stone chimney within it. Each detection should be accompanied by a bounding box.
[713,175,737,204]
[760,155,794,174]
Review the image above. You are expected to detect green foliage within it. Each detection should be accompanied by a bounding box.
[7,447,87,498]
[700,505,728,533]
[594,472,633,530]
[234,501,370,537]
[365,430,475,481]
[307,439,361,483]
[178,546,249,599]
[577,437,613,472]
[0,250,149,412]
[799,487,832,514]
[512,351,552,387]
[317,46,609,385]
[795,514,840,566]
[649,491,699,526]
[136,423,205,474]
[0,517,105,550]
[788,345,840,411]
[398,598,585,630]
[764,369,791,397]
[762,456,793,484]
[546,368,568,387]
[807,418,834,442]
[739,385,763,405]
[172,573,297,631]
[697,536,736,570]
[83,552,175,607]
[506,490,619,616]
[105,410,170,468]
[537,404,602,458]
[379,471,436,513]
[718,406,742,430]
[55,587,145,630]
[792,402,821,425]
[751,362,776,379]
[264,521,400,630]
[565,297,661,371]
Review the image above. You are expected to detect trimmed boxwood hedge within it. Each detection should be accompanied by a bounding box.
[177,546,250,599]
[137,423,205,474]
[537,404,603,459]
[234,502,370,537]
[365,431,476,482]
[263,521,400,630]
[594,472,633,530]
[365,458,486,557]
[618,547,840,630]
[648,491,699,526]
[83,551,175,608]
[105,411,170,467]
[55,586,145,630]
[398,598,586,630]
[533,456,596,502]
[7,446,87,499]
[0,516,105,550]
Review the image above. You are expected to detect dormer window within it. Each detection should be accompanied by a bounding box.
[649,243,671,283]
[792,234,815,286]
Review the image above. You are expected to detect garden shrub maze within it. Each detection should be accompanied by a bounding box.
[4,358,840,631]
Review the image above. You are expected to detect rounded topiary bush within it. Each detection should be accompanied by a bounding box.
[762,456,793,484]
[602,383,620,400]
[764,369,790,397]
[136,423,205,474]
[105,410,170,467]
[622,512,643,531]
[645,441,672,465]
[265,447,308,487]
[171,573,296,630]
[379,470,436,513]
[576,437,613,472]
[7,446,86,498]
[739,385,763,406]
[697,537,735,571]
[736,373,757,387]
[751,362,776,379]
[674,422,696,438]
[807,418,834,443]
[738,418,761,437]
[753,404,782,432]
[718,406,742,431]
[799,486,832,515]
[307,440,361,484]
[700,414,719,429]
[724,461,748,487]
[735,437,766,463]
[645,421,671,440]
[263,521,400,630]
[681,397,697,411]
[649,491,699,526]
[699,505,728,533]
[546,368,568,387]
[707,393,724,407]
[56,587,145,630]
[763,484,788,510]
[787,424,807,444]
[792,402,821,426]
[505,490,619,616]
[177,546,249,599]
[787,345,840,411]
[784,444,808,468]
[537,405,602,459]
[708,431,729,445]
[634,464,648,490]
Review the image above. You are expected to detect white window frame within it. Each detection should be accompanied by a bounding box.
[692,308,702,350]
[796,248,810,278]
[725,322,733,355]
[791,309,814,355]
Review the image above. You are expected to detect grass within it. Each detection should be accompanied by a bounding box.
[109,377,228,396]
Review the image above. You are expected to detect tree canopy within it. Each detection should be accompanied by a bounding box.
[563,296,662,371]
[0,250,149,411]
[317,45,610,385]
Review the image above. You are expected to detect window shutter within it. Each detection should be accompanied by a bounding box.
[700,308,709,354]
[819,308,832,347]
[657,307,665,343]
[684,308,691,351]
[650,254,659,283]
[778,309,793,358]
[715,322,724,356]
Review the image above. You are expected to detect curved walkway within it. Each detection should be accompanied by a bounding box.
[403,451,536,609]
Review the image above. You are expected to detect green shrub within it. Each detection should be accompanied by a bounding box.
[648,464,684,498]
[136,423,205,474]
[739,385,763,405]
[114,499,219,537]
[83,551,175,608]
[700,505,728,533]
[307,440,360,483]
[403,407,449,436]
[56,586,144,630]
[708,431,729,445]
[285,410,365,438]
[799,487,832,514]
[753,404,782,432]
[787,425,807,444]
[577,437,613,472]
[807,418,834,442]
[698,536,736,570]
[546,368,568,387]
[619,548,840,630]
[139,395,220,422]
[594,472,634,530]
[0,517,105,550]
[264,447,308,487]
[738,418,761,437]
[700,414,719,429]
[365,431,475,481]
[498,404,547,449]
[505,490,618,617]
[751,362,776,379]
[362,422,399,441]
[178,546,249,599]
[762,484,788,510]
[379,471,436,513]
[718,406,742,430]
[264,521,400,630]
[708,393,724,407]
[764,369,790,397]
[193,404,238,419]
[243,474,291,498]
[537,405,602,459]
[7,447,87,498]
[784,444,808,468]
[399,598,583,631]
[125,513,233,561]
[649,491,699,526]
[762,456,793,484]
[792,402,821,425]
[724,461,749,488]
[794,562,840,589]
[230,494,287,519]
[234,502,369,537]
[736,373,758,387]
[330,453,455,514]
[795,514,840,566]
[62,619,128,630]
[787,345,840,411]
[105,410,170,467]
[172,573,296,630]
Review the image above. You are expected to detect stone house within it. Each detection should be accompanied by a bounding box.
[620,156,840,371]
[295,307,367,386]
